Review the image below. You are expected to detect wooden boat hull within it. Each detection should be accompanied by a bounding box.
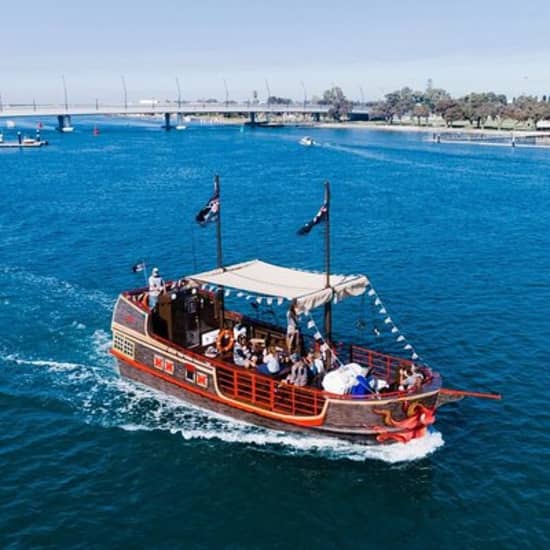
[111,294,441,445]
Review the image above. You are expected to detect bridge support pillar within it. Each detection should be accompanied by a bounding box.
[162,112,173,130]
[57,114,73,132]
[249,112,257,126]
[313,112,321,122]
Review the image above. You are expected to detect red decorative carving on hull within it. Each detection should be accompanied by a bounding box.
[372,402,436,443]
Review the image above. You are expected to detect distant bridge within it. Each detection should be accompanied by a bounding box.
[0,102,369,130]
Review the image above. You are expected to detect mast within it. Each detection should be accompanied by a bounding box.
[214,175,225,328]
[324,180,332,342]
[214,175,223,269]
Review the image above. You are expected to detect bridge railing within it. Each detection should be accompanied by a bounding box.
[0,102,369,116]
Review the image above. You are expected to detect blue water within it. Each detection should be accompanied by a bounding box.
[1,120,549,548]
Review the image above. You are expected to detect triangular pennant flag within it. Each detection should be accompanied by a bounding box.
[307,320,315,329]
[384,317,392,324]
[237,292,244,298]
[256,297,262,304]
[277,297,284,306]
[314,331,322,340]
[368,289,376,296]
[267,298,273,305]
[391,327,399,333]
[404,344,413,350]
[379,307,387,315]
[374,298,381,306]
[225,289,231,297]
[411,353,419,360]
[397,335,405,342]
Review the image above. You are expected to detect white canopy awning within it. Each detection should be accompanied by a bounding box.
[189,259,369,313]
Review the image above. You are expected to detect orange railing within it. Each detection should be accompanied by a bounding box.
[215,363,325,417]
[350,344,432,385]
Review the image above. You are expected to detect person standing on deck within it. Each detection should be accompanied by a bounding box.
[148,267,165,309]
[286,300,299,353]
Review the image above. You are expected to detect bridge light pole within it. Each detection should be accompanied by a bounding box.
[121,75,128,112]
[223,79,229,108]
[300,80,307,111]
[265,79,271,107]
[359,85,365,106]
[62,75,69,112]
[0,92,4,112]
[176,77,182,109]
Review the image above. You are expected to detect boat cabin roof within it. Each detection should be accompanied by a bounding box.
[188,259,369,313]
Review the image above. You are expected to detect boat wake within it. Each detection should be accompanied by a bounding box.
[2,327,444,464]
[116,387,445,464]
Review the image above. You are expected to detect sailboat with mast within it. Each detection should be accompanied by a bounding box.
[111,177,500,445]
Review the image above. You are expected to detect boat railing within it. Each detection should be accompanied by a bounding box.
[349,344,433,388]
[215,363,326,418]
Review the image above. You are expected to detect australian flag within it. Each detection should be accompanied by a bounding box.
[196,186,220,226]
[297,202,328,235]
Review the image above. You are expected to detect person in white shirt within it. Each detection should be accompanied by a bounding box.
[148,267,165,308]
[233,335,255,368]
[256,344,281,375]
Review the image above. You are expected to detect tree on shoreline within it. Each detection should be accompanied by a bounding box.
[320,87,351,121]
[366,84,550,128]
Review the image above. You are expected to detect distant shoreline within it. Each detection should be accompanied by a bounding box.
[312,121,544,137]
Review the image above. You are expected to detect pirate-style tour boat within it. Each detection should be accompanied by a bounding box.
[111,178,500,445]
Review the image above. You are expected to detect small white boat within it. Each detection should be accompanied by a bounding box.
[60,126,74,133]
[299,136,315,147]
[175,124,187,131]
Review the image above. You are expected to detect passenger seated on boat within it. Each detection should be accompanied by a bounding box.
[248,339,265,365]
[402,366,424,391]
[233,323,247,341]
[305,350,324,378]
[256,344,281,376]
[351,375,374,396]
[283,359,308,387]
[233,335,256,369]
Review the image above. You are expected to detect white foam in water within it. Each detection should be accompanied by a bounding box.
[5,354,85,372]
[1,267,116,312]
[4,329,444,464]
[111,380,445,464]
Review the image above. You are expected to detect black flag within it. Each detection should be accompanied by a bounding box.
[297,202,327,235]
[196,186,220,226]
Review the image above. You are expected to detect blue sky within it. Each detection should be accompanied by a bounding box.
[2,0,549,104]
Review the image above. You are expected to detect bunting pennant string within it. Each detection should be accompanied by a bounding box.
[364,281,426,364]
[303,311,344,368]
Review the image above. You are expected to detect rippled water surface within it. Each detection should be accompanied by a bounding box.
[1,120,549,548]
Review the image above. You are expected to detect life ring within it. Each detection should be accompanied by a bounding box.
[216,329,234,353]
